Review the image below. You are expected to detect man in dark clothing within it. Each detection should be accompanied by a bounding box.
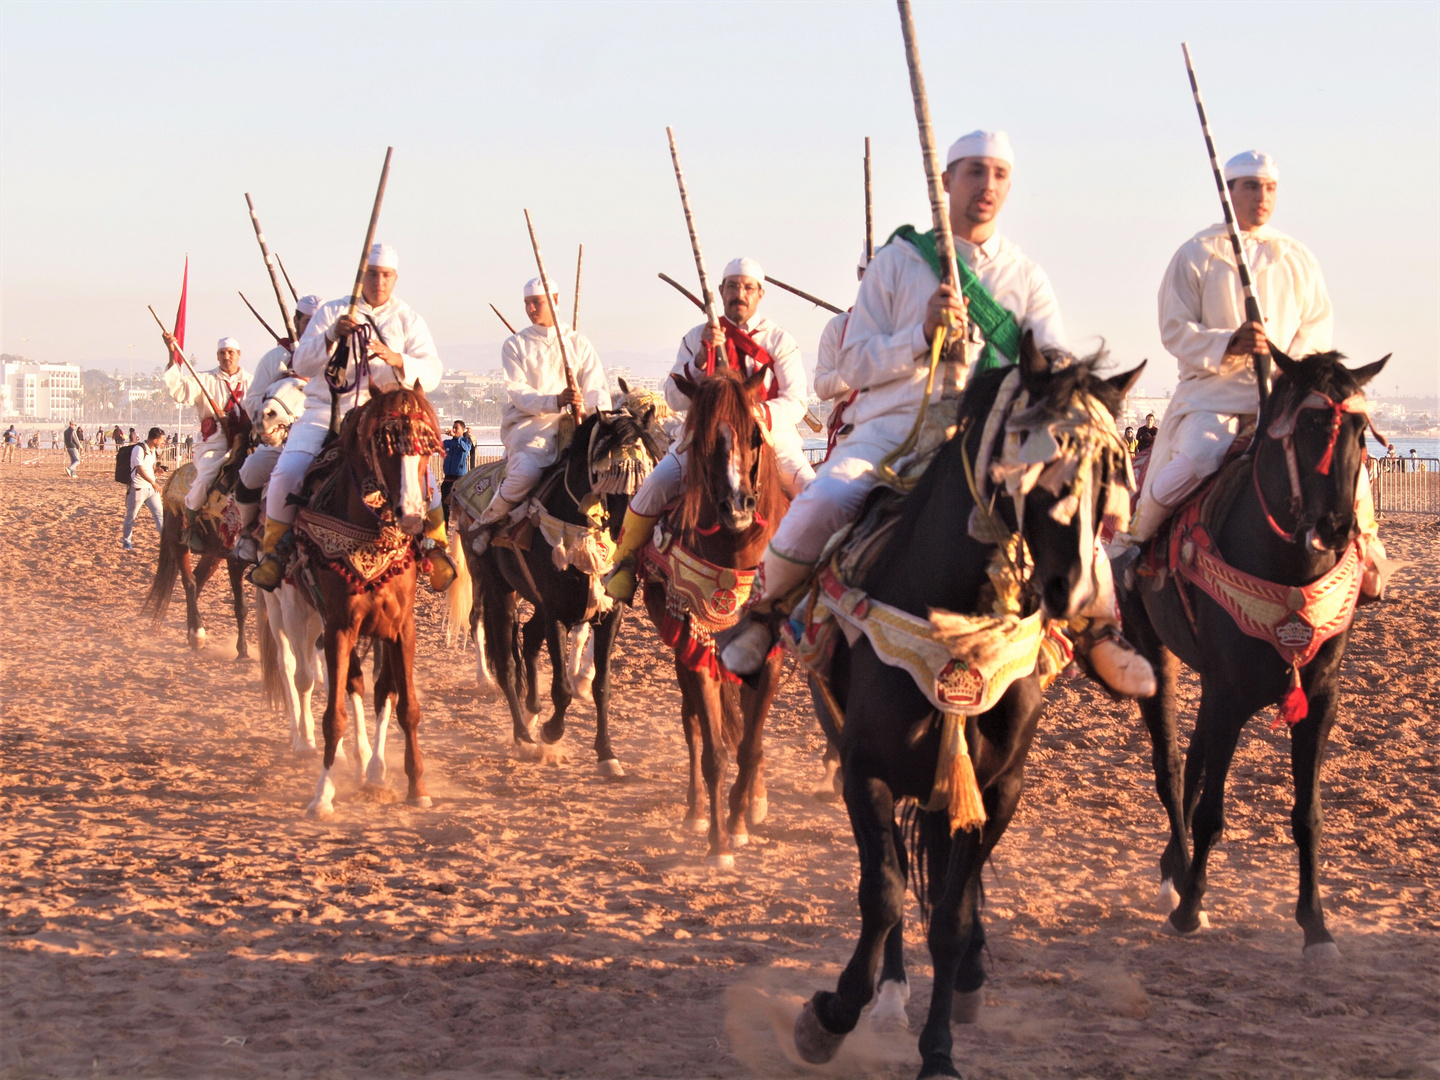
[1134,412,1159,454]
[440,420,474,525]
[63,421,82,478]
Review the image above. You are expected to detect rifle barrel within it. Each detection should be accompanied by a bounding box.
[665,127,720,327]
[238,291,286,348]
[348,147,394,319]
[275,253,300,303]
[764,275,844,315]
[522,208,580,420]
[897,0,957,289]
[489,303,518,335]
[147,304,225,420]
[658,272,705,311]
[243,193,298,342]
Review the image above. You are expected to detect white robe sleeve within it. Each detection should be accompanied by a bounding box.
[242,347,289,419]
[837,245,931,393]
[162,362,211,412]
[290,304,338,381]
[368,308,442,393]
[813,313,851,402]
[1022,264,1068,354]
[665,326,706,413]
[762,328,807,432]
[502,334,557,416]
[1159,240,1236,378]
[1281,244,1334,360]
[571,333,612,412]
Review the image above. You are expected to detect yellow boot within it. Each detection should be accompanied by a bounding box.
[248,519,292,591]
[603,509,658,603]
[422,506,457,593]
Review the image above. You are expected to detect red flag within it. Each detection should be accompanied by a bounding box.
[170,257,188,366]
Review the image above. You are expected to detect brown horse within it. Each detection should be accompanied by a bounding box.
[294,385,444,817]
[144,460,249,659]
[642,366,790,867]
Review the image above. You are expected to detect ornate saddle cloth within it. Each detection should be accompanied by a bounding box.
[162,461,243,547]
[449,459,508,525]
[294,508,415,590]
[640,522,761,684]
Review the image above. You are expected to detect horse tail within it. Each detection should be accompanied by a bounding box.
[255,596,285,712]
[142,504,183,622]
[719,680,744,753]
[444,528,474,647]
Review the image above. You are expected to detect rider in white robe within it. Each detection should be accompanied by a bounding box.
[233,294,321,559]
[250,244,449,592]
[603,257,813,602]
[719,131,1154,697]
[160,336,252,532]
[812,250,870,449]
[473,278,611,541]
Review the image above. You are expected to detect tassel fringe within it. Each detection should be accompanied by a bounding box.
[1272,666,1309,731]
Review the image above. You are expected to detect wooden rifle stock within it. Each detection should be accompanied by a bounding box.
[522,208,581,422]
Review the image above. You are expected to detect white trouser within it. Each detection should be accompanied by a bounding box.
[491,449,548,513]
[238,444,282,495]
[266,448,315,525]
[628,439,814,518]
[123,483,164,546]
[1131,410,1248,542]
[184,433,231,512]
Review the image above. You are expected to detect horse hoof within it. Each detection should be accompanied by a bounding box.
[732,831,749,847]
[684,816,709,835]
[1157,878,1181,914]
[747,796,768,826]
[1161,910,1209,935]
[407,795,433,809]
[951,988,983,1025]
[870,980,910,1030]
[539,738,566,766]
[366,763,387,786]
[705,853,735,870]
[1304,941,1341,962]
[575,678,594,703]
[793,999,844,1065]
[188,628,207,650]
[305,800,334,820]
[597,758,625,778]
[513,739,541,761]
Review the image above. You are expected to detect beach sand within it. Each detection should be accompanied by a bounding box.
[2,461,1436,1078]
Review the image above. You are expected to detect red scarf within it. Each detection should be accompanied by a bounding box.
[701,318,775,401]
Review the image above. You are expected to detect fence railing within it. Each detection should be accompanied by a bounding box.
[1369,457,1440,515]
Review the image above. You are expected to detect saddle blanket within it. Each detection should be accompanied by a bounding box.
[294,507,415,590]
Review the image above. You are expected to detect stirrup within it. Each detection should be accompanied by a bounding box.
[718,616,776,678]
[427,548,458,593]
[249,555,285,592]
[603,559,638,603]
[1076,623,1156,699]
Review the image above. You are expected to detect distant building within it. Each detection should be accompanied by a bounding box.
[1,359,83,420]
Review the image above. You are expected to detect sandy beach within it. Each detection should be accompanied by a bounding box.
[2,458,1436,1079]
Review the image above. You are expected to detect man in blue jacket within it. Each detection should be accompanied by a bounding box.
[441,419,474,525]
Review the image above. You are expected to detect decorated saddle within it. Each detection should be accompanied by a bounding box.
[162,460,244,548]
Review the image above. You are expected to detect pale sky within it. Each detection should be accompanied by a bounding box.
[2,1,1436,397]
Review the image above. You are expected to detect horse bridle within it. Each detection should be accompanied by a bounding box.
[1254,386,1386,542]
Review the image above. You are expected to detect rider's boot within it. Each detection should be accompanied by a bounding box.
[719,553,813,676]
[248,519,292,591]
[232,501,262,563]
[421,506,457,593]
[183,506,207,554]
[469,494,520,557]
[602,508,659,603]
[1072,620,1156,699]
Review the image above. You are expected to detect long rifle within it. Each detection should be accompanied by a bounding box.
[897,0,958,293]
[864,136,874,263]
[658,272,824,433]
[238,291,286,348]
[522,209,581,422]
[572,244,584,330]
[243,193,298,343]
[489,303,518,335]
[147,304,225,420]
[275,254,300,303]
[1181,42,1270,409]
[763,275,844,315]
[664,127,721,330]
[347,147,394,320]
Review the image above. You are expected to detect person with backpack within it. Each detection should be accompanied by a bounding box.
[121,428,168,551]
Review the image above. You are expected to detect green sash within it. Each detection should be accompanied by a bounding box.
[888,224,1021,374]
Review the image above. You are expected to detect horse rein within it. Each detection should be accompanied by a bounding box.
[1253,387,1387,543]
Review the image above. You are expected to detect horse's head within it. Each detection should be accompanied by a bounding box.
[1258,348,1389,552]
[584,393,669,498]
[254,377,308,448]
[992,333,1143,621]
[350,383,443,534]
[671,365,778,536]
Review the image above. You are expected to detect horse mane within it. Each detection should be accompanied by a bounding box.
[676,367,785,534]
[343,385,444,462]
[1256,350,1356,433]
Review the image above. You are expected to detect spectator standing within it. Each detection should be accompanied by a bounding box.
[2,424,17,463]
[440,420,474,525]
[1123,426,1138,455]
[63,422,82,478]
[1134,412,1159,454]
[122,427,168,551]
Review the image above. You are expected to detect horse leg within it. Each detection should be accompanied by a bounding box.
[344,648,371,778]
[871,819,911,1030]
[521,612,545,730]
[272,596,311,755]
[393,621,430,808]
[1167,680,1247,934]
[916,820,984,1079]
[589,607,625,776]
[180,549,205,649]
[569,620,595,703]
[727,650,780,847]
[1138,645,1191,913]
[685,667,733,866]
[679,669,706,834]
[227,558,249,660]
[795,767,904,1065]
[368,644,396,788]
[308,626,354,818]
[538,615,572,762]
[1291,673,1341,958]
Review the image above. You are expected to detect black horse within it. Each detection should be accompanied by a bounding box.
[457,404,665,773]
[1123,348,1387,957]
[797,337,1142,1080]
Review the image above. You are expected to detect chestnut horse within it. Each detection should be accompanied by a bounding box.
[642,366,790,867]
[296,385,443,817]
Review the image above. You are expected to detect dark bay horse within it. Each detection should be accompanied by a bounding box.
[456,404,665,773]
[642,365,790,867]
[796,338,1141,1080]
[1123,348,1388,958]
[144,459,249,658]
[297,385,444,817]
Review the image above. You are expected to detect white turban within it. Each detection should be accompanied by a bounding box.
[722,257,764,284]
[523,277,557,299]
[946,130,1015,169]
[295,294,322,316]
[217,336,240,352]
[367,243,399,270]
[1224,150,1279,183]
